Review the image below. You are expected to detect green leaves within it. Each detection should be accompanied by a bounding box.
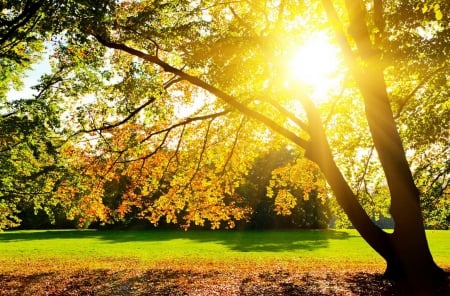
[0,113,63,230]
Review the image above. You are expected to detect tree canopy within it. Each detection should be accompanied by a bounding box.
[1,0,449,289]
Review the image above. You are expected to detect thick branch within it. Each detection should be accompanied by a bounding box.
[299,90,393,261]
[92,34,309,149]
[343,0,420,203]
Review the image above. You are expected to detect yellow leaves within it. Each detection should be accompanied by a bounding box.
[211,221,221,230]
[418,3,444,21]
[116,203,130,218]
[165,211,178,224]
[57,108,260,229]
[274,190,297,216]
[268,156,328,215]
[0,201,21,230]
[434,4,443,20]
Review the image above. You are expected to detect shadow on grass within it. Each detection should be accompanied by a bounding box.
[0,229,353,253]
[209,230,352,253]
[2,268,448,295]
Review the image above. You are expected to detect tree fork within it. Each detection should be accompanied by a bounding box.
[342,0,444,287]
[321,0,445,288]
[301,97,394,264]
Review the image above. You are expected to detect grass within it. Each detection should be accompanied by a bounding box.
[0,229,449,295]
[0,229,379,269]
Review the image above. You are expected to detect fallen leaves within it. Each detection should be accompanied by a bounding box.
[0,256,448,295]
[2,266,448,295]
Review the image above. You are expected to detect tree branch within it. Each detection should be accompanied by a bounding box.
[221,116,246,175]
[92,33,309,149]
[355,145,375,197]
[264,97,309,131]
[140,110,229,144]
[0,0,45,47]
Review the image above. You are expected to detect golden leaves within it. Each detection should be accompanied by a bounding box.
[274,190,297,215]
[418,3,444,20]
[57,114,260,229]
[268,156,328,216]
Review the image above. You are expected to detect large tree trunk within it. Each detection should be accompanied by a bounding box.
[358,53,443,284]
[359,50,446,294]
[303,90,445,294]
[318,0,446,293]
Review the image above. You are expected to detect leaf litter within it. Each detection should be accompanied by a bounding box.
[1,263,449,295]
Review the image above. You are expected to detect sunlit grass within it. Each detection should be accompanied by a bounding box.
[0,229,448,274]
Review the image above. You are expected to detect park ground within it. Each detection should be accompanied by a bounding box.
[0,229,449,295]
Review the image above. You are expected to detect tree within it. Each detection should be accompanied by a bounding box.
[82,0,448,289]
[2,0,449,292]
[0,99,62,229]
[414,146,450,229]
[0,0,101,229]
[0,0,48,98]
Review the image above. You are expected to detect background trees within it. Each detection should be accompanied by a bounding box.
[238,147,331,229]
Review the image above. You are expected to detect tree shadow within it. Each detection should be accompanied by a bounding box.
[0,269,219,296]
[0,229,353,253]
[237,270,450,296]
[0,229,98,242]
[344,271,450,296]
[0,273,55,296]
[343,272,398,296]
[186,229,352,253]
[4,268,447,295]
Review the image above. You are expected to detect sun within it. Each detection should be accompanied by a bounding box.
[286,32,343,103]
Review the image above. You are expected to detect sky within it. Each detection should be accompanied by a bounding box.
[7,51,52,101]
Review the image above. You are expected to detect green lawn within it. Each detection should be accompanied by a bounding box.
[1,229,449,273]
[1,229,449,295]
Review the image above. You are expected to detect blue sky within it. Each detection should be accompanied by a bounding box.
[7,51,52,101]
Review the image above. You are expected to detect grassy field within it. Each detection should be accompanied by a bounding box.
[0,229,449,295]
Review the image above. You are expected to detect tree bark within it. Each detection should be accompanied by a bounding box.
[303,66,446,293]
[360,62,446,295]
[320,0,446,291]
